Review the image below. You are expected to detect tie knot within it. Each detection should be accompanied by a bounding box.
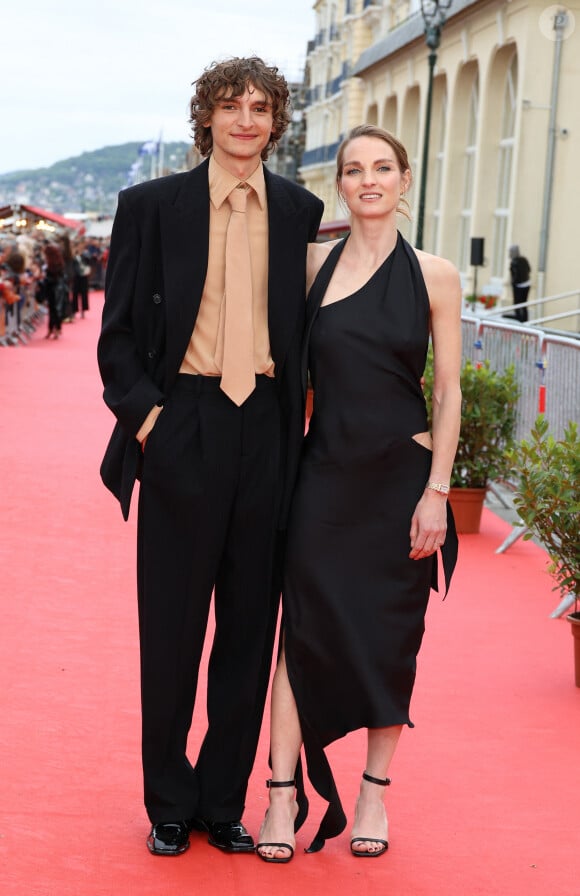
[228,185,248,213]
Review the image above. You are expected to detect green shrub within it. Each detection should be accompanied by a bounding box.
[424,352,519,488]
[508,416,580,602]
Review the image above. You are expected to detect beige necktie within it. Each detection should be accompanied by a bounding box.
[220,185,255,406]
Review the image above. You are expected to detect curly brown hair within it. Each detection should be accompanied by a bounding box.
[44,243,64,275]
[189,56,291,160]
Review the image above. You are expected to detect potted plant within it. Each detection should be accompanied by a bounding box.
[424,353,519,532]
[507,417,580,685]
[464,293,499,312]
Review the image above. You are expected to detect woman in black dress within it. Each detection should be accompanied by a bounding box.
[41,242,67,339]
[257,126,462,863]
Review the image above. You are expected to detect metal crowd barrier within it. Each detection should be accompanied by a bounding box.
[463,312,579,577]
[461,313,579,440]
[543,334,580,437]
[0,284,44,346]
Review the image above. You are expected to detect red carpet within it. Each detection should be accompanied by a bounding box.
[1,299,578,895]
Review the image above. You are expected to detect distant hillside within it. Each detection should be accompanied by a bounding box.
[0,142,191,217]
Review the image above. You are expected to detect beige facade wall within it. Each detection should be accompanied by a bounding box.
[301,0,580,329]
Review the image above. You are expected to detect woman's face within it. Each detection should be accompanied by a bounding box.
[338,136,410,219]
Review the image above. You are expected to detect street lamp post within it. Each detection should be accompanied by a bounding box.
[415,0,452,251]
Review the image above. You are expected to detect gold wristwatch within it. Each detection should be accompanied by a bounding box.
[426,481,450,495]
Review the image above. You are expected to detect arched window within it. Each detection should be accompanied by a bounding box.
[366,102,379,126]
[429,89,447,253]
[492,55,517,276]
[382,96,397,133]
[459,76,479,271]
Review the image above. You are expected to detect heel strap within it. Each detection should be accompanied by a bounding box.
[362,771,391,787]
[266,779,296,788]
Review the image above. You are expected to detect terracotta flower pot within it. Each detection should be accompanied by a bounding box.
[567,611,580,688]
[448,487,486,534]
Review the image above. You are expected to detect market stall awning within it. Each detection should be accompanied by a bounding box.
[0,204,85,234]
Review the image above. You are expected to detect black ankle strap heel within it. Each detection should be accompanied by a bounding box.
[257,779,298,864]
[362,771,391,786]
[350,771,391,858]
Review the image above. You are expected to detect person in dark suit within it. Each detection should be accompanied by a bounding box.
[71,240,91,318]
[97,56,323,857]
[508,244,531,322]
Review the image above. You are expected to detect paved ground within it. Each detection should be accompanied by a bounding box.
[484,480,522,528]
[485,480,576,619]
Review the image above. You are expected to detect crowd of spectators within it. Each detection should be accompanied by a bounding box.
[0,231,108,346]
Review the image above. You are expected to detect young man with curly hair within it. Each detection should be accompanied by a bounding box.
[98,57,323,856]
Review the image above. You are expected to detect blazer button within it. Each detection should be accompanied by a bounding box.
[152,292,162,304]
[147,350,157,359]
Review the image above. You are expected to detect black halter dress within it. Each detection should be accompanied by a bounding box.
[283,233,458,850]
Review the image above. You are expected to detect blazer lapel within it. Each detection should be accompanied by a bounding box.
[159,161,210,373]
[265,170,306,370]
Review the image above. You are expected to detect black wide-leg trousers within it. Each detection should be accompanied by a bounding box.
[137,373,282,823]
[512,284,530,322]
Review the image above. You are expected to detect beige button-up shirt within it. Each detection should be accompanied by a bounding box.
[180,154,273,378]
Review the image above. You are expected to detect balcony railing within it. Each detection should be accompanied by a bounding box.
[305,85,322,105]
[301,138,344,167]
[326,74,343,96]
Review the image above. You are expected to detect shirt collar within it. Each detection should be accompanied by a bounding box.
[209,154,266,210]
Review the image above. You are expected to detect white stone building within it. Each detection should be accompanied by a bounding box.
[301,0,580,328]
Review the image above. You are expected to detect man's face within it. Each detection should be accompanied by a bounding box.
[209,83,273,171]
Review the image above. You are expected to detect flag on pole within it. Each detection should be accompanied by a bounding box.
[139,140,159,156]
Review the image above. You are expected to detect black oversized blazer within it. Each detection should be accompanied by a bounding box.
[97,158,323,521]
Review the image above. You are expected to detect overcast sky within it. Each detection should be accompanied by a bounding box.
[2,0,317,175]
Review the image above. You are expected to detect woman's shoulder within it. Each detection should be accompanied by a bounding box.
[307,239,341,264]
[306,239,343,293]
[412,247,460,293]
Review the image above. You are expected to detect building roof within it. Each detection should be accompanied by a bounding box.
[0,203,84,232]
[354,0,480,76]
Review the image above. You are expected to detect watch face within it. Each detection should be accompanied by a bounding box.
[428,483,449,494]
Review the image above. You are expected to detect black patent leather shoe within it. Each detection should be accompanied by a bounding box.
[191,818,255,853]
[146,821,190,856]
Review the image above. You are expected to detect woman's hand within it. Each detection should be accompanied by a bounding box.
[409,490,447,559]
